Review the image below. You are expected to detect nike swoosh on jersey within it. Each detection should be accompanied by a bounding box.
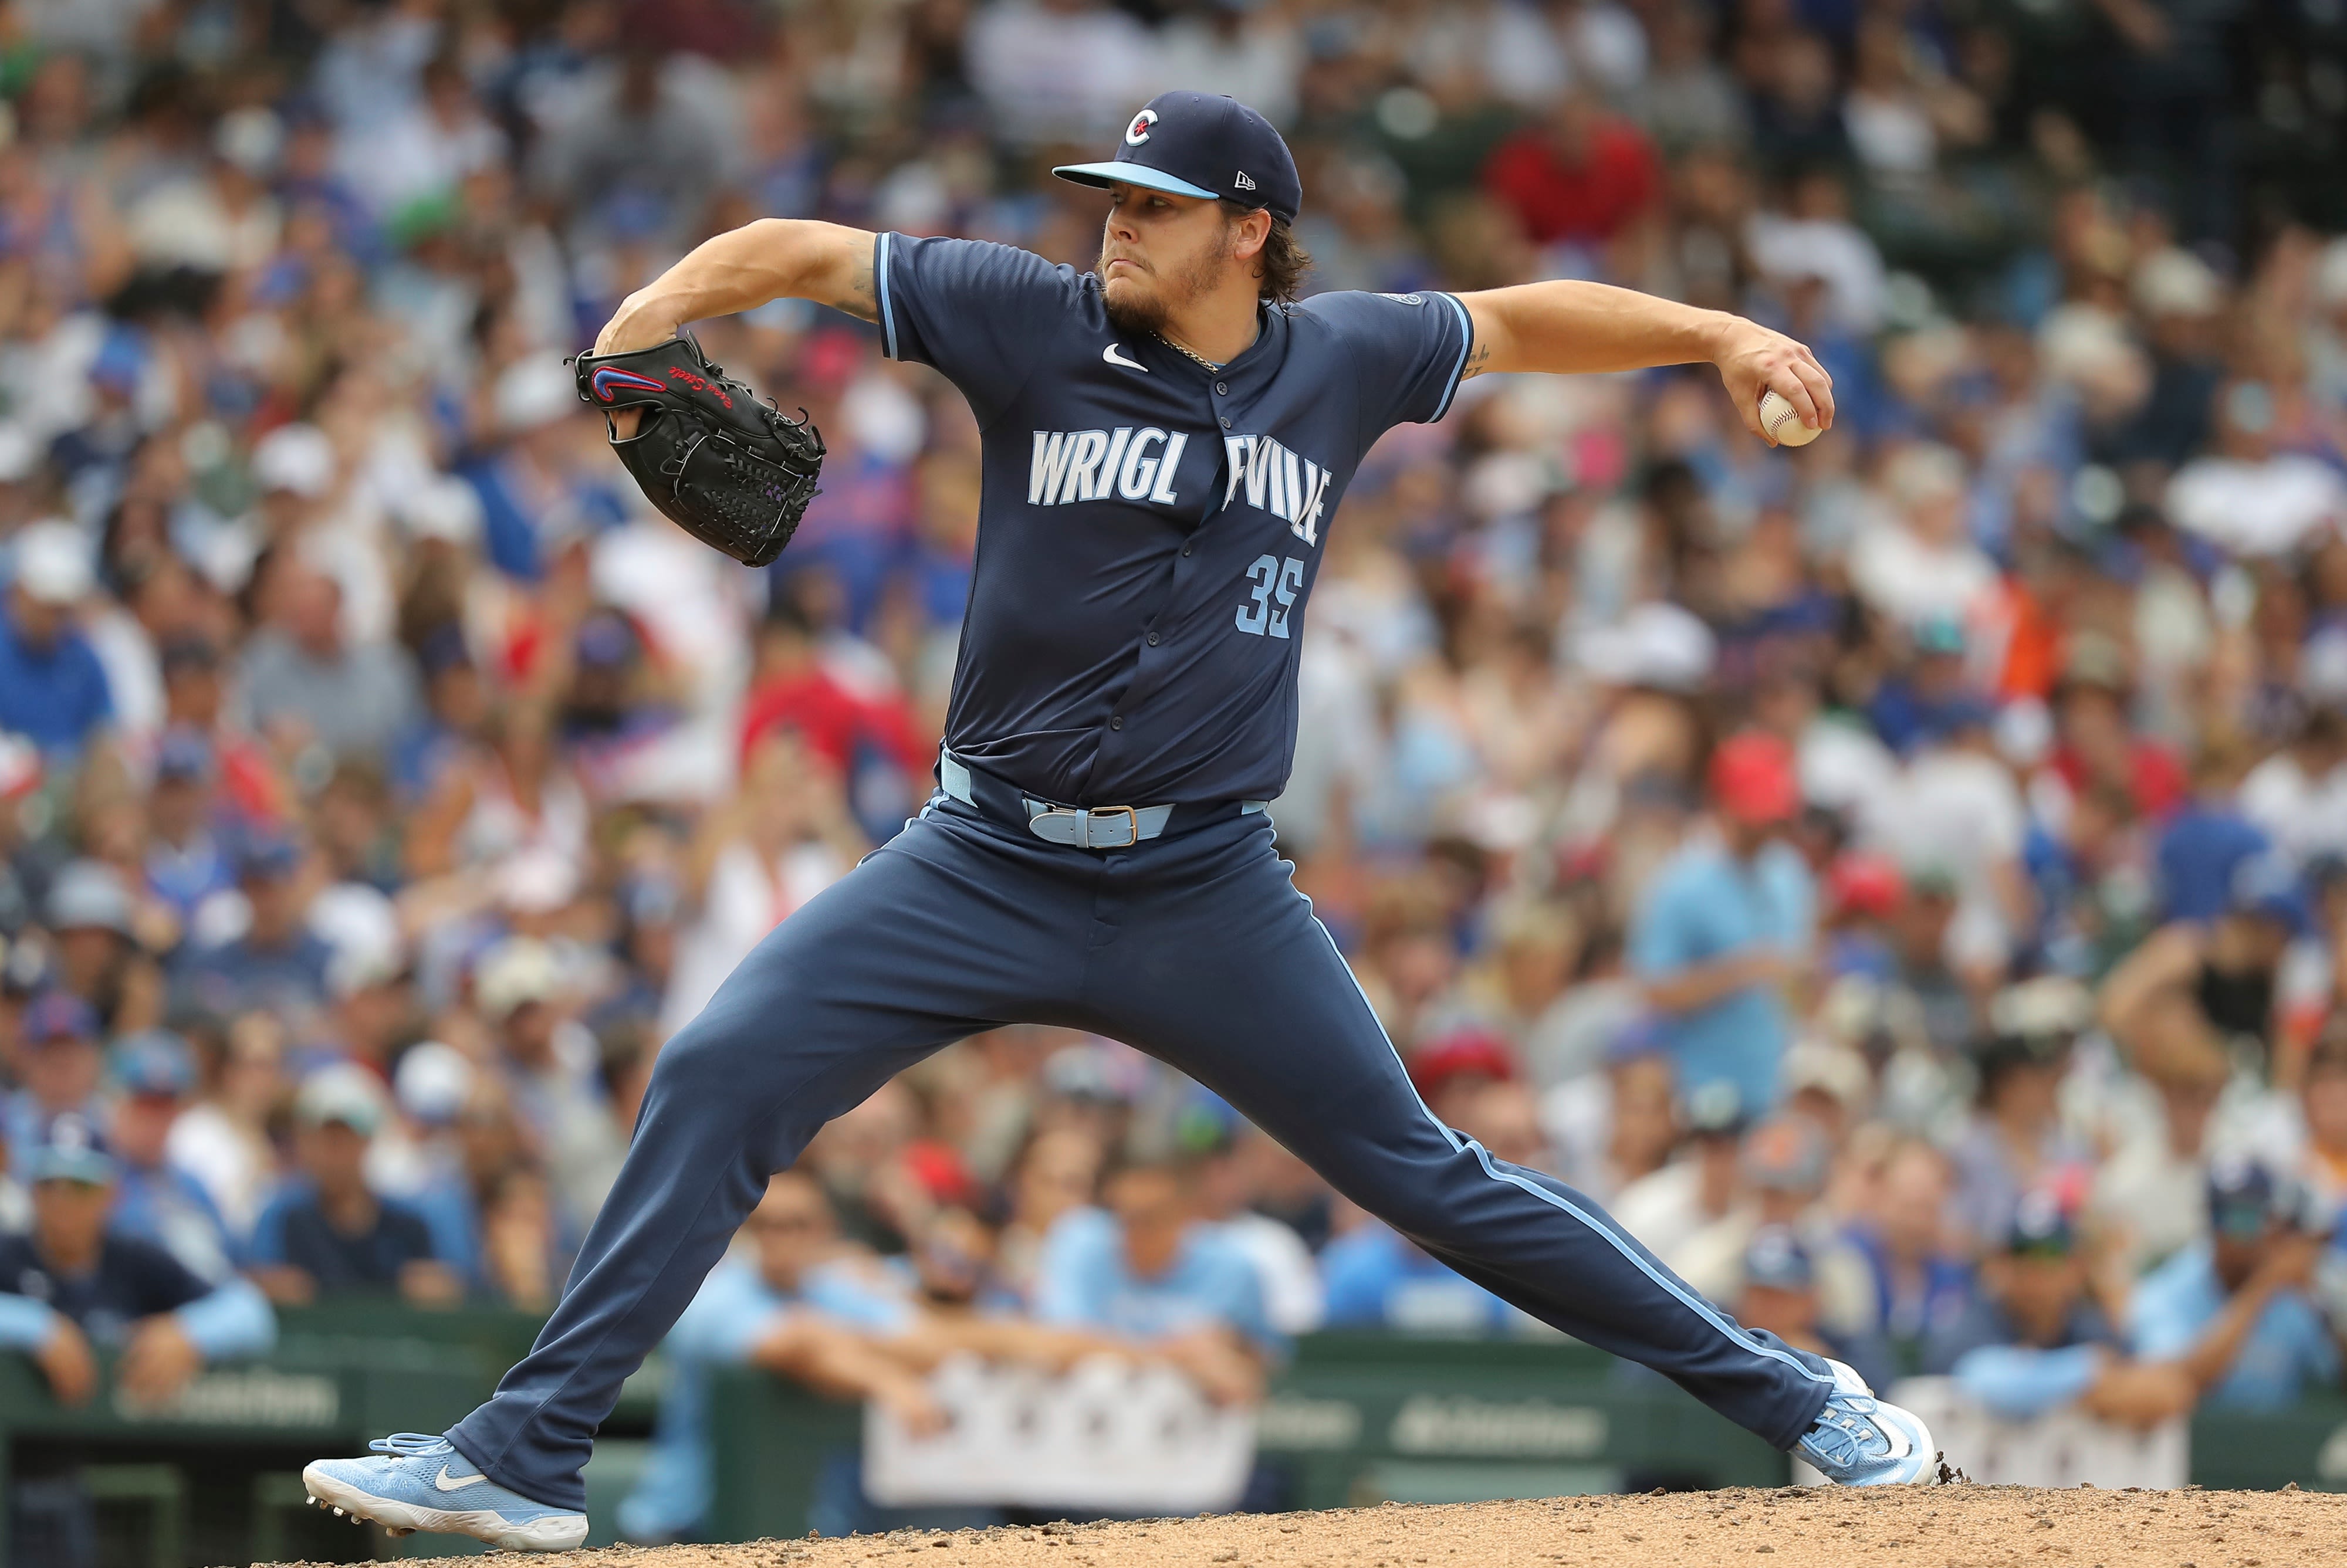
[434,1466,483,1492]
[1103,343,1147,372]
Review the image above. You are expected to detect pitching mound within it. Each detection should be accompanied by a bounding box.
[259,1484,2347,1567]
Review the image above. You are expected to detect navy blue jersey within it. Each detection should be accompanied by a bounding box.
[0,1231,209,1347]
[875,233,1473,806]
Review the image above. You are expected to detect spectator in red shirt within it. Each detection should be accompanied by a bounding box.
[736,601,928,781]
[1482,92,1662,250]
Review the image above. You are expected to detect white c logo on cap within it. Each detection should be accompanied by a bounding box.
[1125,109,1158,145]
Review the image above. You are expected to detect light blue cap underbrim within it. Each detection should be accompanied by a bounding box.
[1051,161,1223,202]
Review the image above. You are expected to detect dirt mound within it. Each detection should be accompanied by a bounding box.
[261,1484,2347,1567]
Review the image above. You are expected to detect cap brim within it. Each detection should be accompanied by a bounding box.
[1051,162,1223,202]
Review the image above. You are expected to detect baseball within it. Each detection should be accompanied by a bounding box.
[1758,388,1822,447]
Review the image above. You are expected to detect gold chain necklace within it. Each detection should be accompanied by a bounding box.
[1156,333,1223,372]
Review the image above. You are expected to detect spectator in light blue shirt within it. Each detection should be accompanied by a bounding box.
[1629,731,1814,1115]
[621,1170,922,1544]
[1925,1189,2194,1428]
[1321,1217,1523,1336]
[2127,1158,2341,1413]
[104,1030,236,1285]
[1034,1154,1279,1402]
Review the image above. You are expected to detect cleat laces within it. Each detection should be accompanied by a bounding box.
[368,1433,458,1460]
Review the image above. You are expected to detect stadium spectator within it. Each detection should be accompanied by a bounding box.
[4,993,106,1153]
[0,1116,275,1566]
[248,1065,461,1306]
[2125,1159,2341,1413]
[1733,1224,1896,1394]
[1321,1208,1523,1337]
[1034,1154,1276,1404]
[173,832,335,1027]
[1923,1190,2194,1428]
[1845,1138,1974,1375]
[105,1029,235,1284]
[624,1169,1117,1543]
[1630,731,1814,1113]
[0,520,112,756]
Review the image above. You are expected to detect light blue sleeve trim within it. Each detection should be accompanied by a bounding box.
[0,1293,59,1351]
[175,1277,276,1361]
[1429,292,1475,422]
[1951,1343,2102,1420]
[875,232,899,361]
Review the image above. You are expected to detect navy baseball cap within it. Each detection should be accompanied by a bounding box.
[2207,1156,2287,1238]
[113,1028,195,1098]
[26,1113,116,1185]
[2005,1187,2077,1258]
[1054,92,1302,226]
[1741,1224,1815,1291]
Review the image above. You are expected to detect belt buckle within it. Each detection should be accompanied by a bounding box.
[1082,805,1140,849]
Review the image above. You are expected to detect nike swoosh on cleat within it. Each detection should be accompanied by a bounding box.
[1103,344,1147,372]
[434,1466,482,1493]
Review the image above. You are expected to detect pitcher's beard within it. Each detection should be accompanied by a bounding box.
[1099,228,1233,341]
[1102,277,1169,338]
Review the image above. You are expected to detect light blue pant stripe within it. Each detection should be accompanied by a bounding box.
[1303,903,1832,1389]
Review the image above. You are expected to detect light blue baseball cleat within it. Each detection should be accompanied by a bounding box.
[1797,1359,1940,1486]
[302,1432,588,1552]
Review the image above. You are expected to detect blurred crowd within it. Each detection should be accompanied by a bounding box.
[4,0,2347,1546]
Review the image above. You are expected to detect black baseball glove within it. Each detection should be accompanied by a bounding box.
[570,334,824,567]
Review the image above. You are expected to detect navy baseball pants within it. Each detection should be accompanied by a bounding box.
[446,768,1835,1510]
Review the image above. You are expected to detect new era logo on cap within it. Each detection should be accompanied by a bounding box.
[1053,92,1301,226]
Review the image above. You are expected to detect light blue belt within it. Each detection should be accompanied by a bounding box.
[937,750,1264,851]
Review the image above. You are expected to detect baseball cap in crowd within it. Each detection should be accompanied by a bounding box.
[2227,849,2311,936]
[251,422,335,498]
[1409,1029,1517,1104]
[475,936,563,1021]
[1684,1078,1748,1139]
[2207,1157,2278,1238]
[1054,90,1302,226]
[2005,1187,2077,1258]
[1708,731,1800,826]
[1743,1114,1829,1193]
[153,727,216,783]
[236,829,304,883]
[394,1041,476,1127]
[113,1029,195,1099]
[1741,1224,1815,1291]
[2204,1155,2317,1240]
[23,990,97,1047]
[295,1062,387,1137]
[1826,852,1905,921]
[46,859,134,937]
[25,1113,116,1186]
[1987,975,2094,1044]
[1782,1039,1871,1118]
[11,520,93,605]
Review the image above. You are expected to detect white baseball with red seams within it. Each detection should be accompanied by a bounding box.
[1759,387,1823,446]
